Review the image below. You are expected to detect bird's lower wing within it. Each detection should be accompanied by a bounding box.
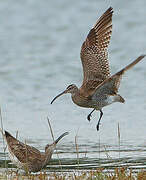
[93,55,145,96]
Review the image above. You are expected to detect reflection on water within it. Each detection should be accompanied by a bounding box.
[0,0,146,171]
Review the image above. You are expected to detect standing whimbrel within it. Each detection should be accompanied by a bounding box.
[51,7,145,131]
[2,130,68,172]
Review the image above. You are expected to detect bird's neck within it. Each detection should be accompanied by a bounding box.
[43,146,55,167]
[45,150,52,160]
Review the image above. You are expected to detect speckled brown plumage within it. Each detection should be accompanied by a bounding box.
[4,130,69,172]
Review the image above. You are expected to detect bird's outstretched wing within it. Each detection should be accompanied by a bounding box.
[93,55,145,96]
[5,131,43,164]
[80,7,113,97]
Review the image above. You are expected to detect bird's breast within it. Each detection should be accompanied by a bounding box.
[71,94,95,108]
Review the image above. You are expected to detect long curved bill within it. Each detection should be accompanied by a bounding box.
[51,90,67,104]
[54,132,69,144]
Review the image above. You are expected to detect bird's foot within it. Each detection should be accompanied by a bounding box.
[87,114,92,121]
[96,123,101,131]
[96,110,103,131]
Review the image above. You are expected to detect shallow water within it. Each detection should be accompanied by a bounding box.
[0,0,146,171]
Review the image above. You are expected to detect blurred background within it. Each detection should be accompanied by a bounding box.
[0,0,146,169]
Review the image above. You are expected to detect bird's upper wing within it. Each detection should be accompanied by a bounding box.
[80,7,113,97]
[5,131,43,164]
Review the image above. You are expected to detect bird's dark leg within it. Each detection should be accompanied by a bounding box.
[96,110,103,131]
[87,109,95,121]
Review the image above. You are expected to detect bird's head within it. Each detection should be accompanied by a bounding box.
[45,143,55,154]
[45,132,69,153]
[51,84,78,104]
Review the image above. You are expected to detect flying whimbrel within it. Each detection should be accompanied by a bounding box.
[2,130,68,172]
[51,7,145,131]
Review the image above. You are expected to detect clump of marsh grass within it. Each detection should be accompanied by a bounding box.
[75,129,80,168]
[118,122,121,159]
[0,167,145,180]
